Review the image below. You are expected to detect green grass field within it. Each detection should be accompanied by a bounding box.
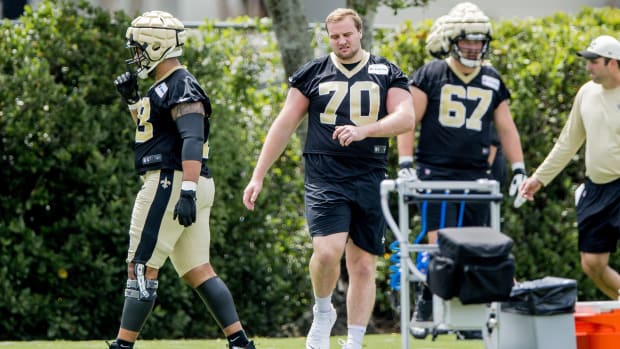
[0,334,484,349]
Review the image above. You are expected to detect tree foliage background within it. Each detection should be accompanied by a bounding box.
[1,0,619,341]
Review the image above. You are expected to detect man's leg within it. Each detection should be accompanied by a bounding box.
[306,233,347,349]
[409,229,437,340]
[109,264,159,349]
[310,233,348,297]
[342,241,377,349]
[580,252,620,299]
[184,263,255,349]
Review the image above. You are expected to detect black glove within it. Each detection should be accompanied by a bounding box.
[173,189,196,227]
[114,71,140,104]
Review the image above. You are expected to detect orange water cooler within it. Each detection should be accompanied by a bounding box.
[574,301,620,349]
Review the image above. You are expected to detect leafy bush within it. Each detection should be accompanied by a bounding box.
[0,0,135,340]
[0,0,308,340]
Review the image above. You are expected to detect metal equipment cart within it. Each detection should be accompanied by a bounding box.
[380,178,503,349]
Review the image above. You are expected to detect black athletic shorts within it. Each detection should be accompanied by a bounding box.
[416,163,491,232]
[304,169,387,256]
[577,177,620,253]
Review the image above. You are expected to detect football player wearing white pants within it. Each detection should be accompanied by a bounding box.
[110,11,256,349]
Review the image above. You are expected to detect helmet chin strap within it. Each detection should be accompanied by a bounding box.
[137,61,158,80]
[458,56,481,68]
[136,47,183,80]
[452,42,486,68]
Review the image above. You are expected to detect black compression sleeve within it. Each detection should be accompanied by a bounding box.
[175,113,205,161]
[195,277,240,329]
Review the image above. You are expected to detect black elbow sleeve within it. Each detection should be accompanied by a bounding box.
[175,113,205,161]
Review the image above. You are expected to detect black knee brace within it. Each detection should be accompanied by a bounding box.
[120,278,158,332]
[195,276,240,329]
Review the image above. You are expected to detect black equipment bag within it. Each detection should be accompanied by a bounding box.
[427,227,515,304]
[501,276,577,315]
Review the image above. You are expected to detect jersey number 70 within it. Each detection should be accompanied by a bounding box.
[318,81,381,126]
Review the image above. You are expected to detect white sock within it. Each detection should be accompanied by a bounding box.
[315,295,333,313]
[346,325,366,348]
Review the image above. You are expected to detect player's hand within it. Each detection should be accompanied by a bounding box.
[114,71,140,104]
[243,180,263,211]
[173,189,196,227]
[398,161,418,181]
[519,177,542,202]
[509,164,527,208]
[333,125,366,146]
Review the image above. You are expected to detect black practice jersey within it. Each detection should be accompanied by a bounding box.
[289,51,409,180]
[133,66,212,176]
[412,59,510,169]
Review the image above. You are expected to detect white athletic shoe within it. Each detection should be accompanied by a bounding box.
[305,305,337,349]
[337,338,361,349]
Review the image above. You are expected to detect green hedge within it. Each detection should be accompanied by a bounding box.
[0,0,308,340]
[1,0,620,340]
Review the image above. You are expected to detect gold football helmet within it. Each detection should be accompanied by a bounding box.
[125,11,187,79]
[426,2,492,67]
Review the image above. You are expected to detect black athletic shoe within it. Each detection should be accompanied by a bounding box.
[106,341,131,349]
[229,340,256,349]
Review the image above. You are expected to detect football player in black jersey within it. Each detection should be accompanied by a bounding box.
[110,11,256,349]
[243,8,414,349]
[396,2,526,338]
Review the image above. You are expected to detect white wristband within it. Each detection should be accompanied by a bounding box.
[399,156,414,164]
[511,162,525,171]
[128,101,140,111]
[181,180,197,191]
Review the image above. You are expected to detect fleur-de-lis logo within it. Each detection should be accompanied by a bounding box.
[160,176,171,189]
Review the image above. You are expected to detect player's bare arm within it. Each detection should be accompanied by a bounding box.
[493,101,524,164]
[243,88,309,210]
[397,86,426,157]
[171,101,206,120]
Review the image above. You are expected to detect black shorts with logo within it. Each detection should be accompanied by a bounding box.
[577,177,620,253]
[304,169,387,256]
